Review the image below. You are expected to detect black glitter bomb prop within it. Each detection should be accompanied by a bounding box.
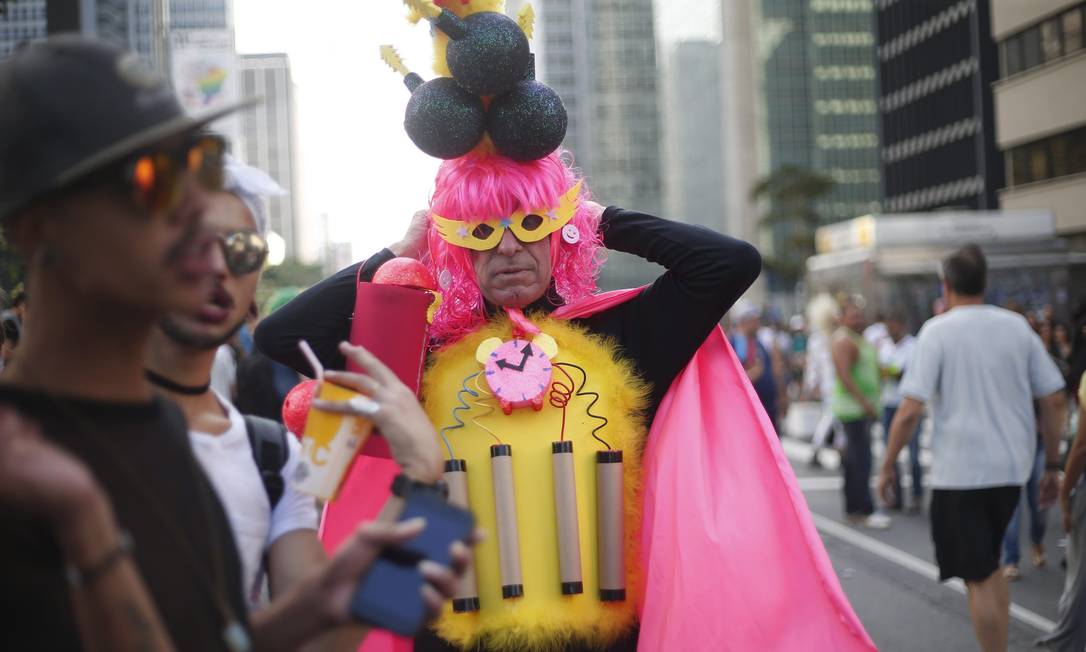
[385,2,569,163]
[487,80,567,162]
[405,77,487,159]
[442,12,531,97]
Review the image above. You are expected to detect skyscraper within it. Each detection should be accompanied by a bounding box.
[808,0,881,221]
[6,1,177,79]
[875,0,1004,212]
[721,0,764,299]
[169,0,229,30]
[0,1,45,59]
[758,0,813,173]
[2,0,158,62]
[538,0,664,289]
[240,53,301,261]
[664,40,726,226]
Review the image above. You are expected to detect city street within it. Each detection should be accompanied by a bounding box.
[781,436,1068,652]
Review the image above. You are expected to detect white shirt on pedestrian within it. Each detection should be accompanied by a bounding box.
[879,334,917,408]
[188,393,319,609]
[210,345,237,399]
[900,305,1065,489]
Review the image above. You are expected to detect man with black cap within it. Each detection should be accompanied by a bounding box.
[0,36,464,652]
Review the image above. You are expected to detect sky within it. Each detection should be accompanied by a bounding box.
[233,0,442,263]
[232,0,720,265]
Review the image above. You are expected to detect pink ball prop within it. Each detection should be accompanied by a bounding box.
[372,257,437,290]
[282,379,319,439]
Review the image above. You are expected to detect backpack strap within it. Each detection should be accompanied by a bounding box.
[243,415,289,510]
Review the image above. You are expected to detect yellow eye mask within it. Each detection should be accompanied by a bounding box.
[432,181,583,251]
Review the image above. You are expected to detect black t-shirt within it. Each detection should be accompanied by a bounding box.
[0,385,248,651]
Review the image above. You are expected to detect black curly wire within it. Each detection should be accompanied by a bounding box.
[555,362,611,450]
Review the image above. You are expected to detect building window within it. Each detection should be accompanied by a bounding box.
[1000,2,1086,78]
[1003,37,1023,76]
[1041,18,1062,61]
[1065,8,1084,53]
[1021,26,1043,69]
[1007,124,1086,186]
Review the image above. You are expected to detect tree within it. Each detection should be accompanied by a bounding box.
[749,165,835,287]
[256,259,324,312]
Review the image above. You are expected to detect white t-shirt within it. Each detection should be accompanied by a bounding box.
[900,305,1065,489]
[878,334,917,408]
[210,345,237,399]
[188,393,319,609]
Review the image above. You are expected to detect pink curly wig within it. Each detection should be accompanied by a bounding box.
[426,151,605,344]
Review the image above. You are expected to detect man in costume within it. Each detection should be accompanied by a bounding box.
[256,2,876,650]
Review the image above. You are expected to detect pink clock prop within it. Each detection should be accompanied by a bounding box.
[476,333,560,414]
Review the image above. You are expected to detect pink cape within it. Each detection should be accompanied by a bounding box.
[319,288,876,651]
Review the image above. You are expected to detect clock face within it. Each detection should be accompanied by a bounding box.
[483,338,554,410]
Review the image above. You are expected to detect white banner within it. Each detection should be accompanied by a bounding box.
[171,29,242,153]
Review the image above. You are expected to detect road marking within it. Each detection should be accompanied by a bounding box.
[782,434,1058,632]
[810,512,1057,633]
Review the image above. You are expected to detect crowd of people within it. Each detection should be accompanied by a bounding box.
[0,33,882,652]
[4,29,1085,652]
[728,248,1086,652]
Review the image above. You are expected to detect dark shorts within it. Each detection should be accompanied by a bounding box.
[930,485,1020,582]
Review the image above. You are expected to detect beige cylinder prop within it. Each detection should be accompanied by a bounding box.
[444,459,479,612]
[490,444,524,599]
[596,450,625,601]
[551,441,584,594]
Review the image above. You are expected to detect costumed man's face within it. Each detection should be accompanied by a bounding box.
[158,191,266,350]
[472,228,553,308]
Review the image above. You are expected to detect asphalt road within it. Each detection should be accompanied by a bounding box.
[781,436,1069,652]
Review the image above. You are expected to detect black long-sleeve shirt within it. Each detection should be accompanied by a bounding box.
[255,207,760,418]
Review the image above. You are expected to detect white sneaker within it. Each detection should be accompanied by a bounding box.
[863,513,892,530]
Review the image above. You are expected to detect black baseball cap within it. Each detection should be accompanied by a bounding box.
[0,34,256,221]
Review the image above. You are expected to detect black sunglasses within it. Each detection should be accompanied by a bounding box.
[219,230,268,276]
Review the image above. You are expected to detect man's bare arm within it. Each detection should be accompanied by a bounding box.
[1037,390,1067,508]
[877,397,924,505]
[0,408,174,652]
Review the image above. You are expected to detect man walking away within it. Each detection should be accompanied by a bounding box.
[879,244,1066,652]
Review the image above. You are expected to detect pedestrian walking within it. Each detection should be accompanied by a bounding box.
[731,302,781,435]
[833,298,890,529]
[805,293,840,467]
[1037,371,1086,651]
[879,311,923,512]
[879,244,1066,652]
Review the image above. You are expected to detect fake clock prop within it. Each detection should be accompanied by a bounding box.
[475,333,559,414]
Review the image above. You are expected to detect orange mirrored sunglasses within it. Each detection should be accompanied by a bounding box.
[125,134,226,213]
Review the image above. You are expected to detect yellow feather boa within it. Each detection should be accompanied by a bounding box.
[423,314,650,650]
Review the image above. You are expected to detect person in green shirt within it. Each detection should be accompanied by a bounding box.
[832,298,890,529]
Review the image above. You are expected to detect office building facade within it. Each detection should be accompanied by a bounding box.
[991,1,1086,245]
[807,0,881,220]
[0,0,45,59]
[240,53,301,261]
[538,0,664,289]
[664,40,726,224]
[875,0,1004,212]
